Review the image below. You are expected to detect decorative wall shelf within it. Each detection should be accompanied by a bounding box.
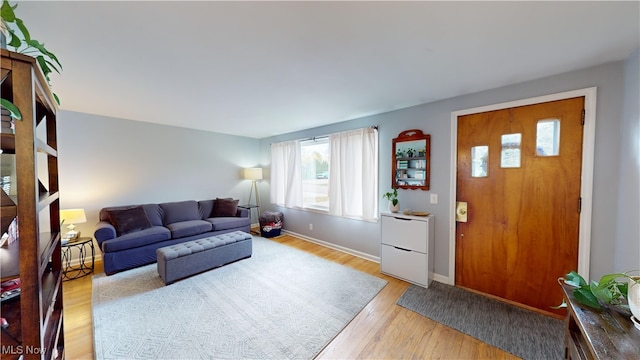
[392,129,430,190]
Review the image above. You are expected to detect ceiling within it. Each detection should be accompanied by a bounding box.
[15,1,640,139]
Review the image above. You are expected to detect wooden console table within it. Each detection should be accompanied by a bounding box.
[561,283,640,359]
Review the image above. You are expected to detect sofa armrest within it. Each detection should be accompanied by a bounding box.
[94,221,116,248]
[236,207,249,218]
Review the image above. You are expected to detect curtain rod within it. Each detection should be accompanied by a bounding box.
[271,126,378,145]
[299,125,378,143]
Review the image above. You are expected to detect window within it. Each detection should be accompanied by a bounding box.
[301,138,330,210]
[471,145,488,177]
[536,119,560,156]
[271,127,378,221]
[501,133,521,168]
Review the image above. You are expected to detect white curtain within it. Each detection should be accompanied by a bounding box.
[270,140,303,208]
[328,127,378,221]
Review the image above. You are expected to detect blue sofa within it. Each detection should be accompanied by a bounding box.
[94,199,250,275]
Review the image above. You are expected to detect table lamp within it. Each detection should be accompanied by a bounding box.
[60,208,86,240]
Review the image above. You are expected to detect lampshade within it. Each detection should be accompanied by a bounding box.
[60,209,87,224]
[243,168,263,180]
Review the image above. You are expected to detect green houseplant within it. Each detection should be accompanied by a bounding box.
[1,0,62,120]
[383,188,399,212]
[558,270,640,310]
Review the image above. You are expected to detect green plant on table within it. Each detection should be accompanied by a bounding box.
[1,0,62,120]
[383,188,398,206]
[558,270,639,310]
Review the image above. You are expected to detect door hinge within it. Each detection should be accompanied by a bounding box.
[578,197,582,213]
[581,109,585,125]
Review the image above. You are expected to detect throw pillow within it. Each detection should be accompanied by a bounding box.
[211,198,239,217]
[107,206,153,236]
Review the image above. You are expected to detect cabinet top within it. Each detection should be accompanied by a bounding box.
[1,49,58,113]
[561,283,640,359]
[380,212,433,221]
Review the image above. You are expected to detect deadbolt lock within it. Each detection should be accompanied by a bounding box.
[456,201,468,222]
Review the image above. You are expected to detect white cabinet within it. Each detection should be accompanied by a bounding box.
[380,212,434,288]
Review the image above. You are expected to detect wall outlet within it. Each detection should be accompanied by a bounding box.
[309,223,313,230]
[430,193,438,204]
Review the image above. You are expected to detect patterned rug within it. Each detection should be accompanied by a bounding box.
[92,236,386,360]
[397,282,564,360]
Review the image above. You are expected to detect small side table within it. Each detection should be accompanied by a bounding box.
[238,204,260,234]
[61,236,95,281]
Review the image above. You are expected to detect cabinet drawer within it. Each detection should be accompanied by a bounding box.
[380,244,428,286]
[381,215,427,252]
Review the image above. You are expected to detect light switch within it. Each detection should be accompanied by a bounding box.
[430,194,438,204]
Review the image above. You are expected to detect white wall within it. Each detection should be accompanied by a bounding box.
[260,56,636,281]
[57,111,261,239]
[616,48,640,272]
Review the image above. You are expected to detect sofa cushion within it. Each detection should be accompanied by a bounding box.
[198,200,215,220]
[105,206,153,236]
[100,204,163,227]
[160,201,200,225]
[206,216,251,231]
[142,204,164,226]
[101,226,171,252]
[212,198,239,217]
[165,220,212,239]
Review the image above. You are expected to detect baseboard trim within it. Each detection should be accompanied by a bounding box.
[433,273,451,285]
[65,253,102,268]
[281,231,452,284]
[282,230,380,263]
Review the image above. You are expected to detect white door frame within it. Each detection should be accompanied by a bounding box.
[448,87,597,285]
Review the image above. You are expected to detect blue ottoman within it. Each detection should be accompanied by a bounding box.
[156,231,252,284]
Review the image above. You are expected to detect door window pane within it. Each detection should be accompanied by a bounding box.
[471,146,488,177]
[536,119,560,156]
[501,133,521,168]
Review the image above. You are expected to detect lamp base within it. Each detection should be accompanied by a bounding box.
[64,231,79,240]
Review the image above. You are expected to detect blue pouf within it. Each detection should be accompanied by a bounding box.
[259,211,283,238]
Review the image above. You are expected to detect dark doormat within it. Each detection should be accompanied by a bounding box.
[397,282,564,360]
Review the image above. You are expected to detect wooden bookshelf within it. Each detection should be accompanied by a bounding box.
[1,49,64,360]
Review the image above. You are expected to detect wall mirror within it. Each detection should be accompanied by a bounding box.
[392,129,430,190]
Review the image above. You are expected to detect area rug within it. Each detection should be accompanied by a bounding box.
[397,282,564,360]
[92,237,387,360]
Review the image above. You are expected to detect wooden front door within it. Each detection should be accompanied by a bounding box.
[455,97,584,315]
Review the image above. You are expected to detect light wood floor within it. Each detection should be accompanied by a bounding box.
[63,234,519,359]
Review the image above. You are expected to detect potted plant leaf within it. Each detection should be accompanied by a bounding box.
[557,270,640,326]
[383,189,399,213]
[1,0,62,120]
